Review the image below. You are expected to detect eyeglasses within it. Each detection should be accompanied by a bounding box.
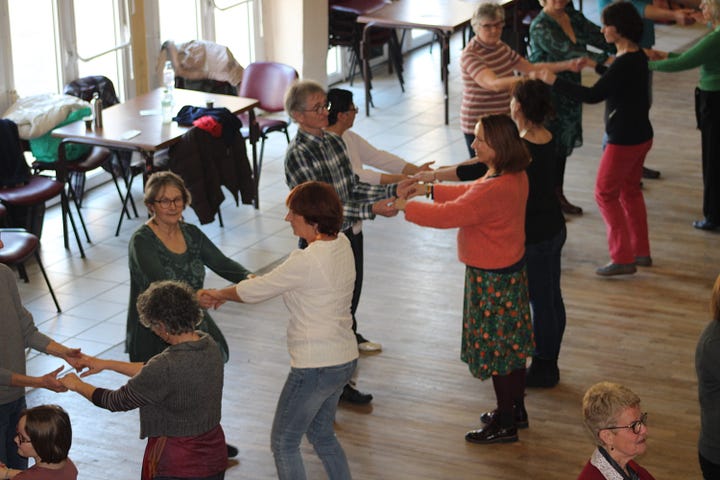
[345,105,359,114]
[602,412,648,435]
[478,20,504,30]
[301,102,331,115]
[154,197,184,209]
[15,432,31,444]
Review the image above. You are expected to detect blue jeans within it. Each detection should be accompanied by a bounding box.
[271,359,356,480]
[0,397,27,469]
[525,226,567,360]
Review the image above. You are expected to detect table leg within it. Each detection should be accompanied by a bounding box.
[440,31,451,125]
[248,108,260,209]
[361,25,372,117]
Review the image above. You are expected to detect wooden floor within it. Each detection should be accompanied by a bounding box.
[25,29,716,480]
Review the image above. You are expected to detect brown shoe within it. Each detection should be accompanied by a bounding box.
[557,190,583,215]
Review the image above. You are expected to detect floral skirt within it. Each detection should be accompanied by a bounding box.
[461,264,534,380]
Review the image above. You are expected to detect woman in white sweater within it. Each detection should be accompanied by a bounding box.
[199,181,357,480]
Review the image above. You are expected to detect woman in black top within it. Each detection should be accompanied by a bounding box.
[536,2,653,277]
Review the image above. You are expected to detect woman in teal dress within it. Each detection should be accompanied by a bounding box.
[529,0,614,214]
[126,171,252,363]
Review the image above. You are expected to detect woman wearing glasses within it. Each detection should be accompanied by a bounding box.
[126,171,252,364]
[1,405,76,479]
[460,2,582,169]
[126,171,251,458]
[579,382,654,480]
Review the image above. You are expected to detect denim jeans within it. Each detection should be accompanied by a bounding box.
[271,359,356,480]
[526,226,567,360]
[0,397,27,469]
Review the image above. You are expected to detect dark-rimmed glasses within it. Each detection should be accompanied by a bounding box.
[602,412,648,435]
[301,102,331,115]
[15,432,31,444]
[154,197,184,209]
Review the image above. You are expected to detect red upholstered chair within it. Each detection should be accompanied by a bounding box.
[237,62,299,185]
[0,204,61,312]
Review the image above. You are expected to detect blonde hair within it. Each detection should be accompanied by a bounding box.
[582,382,641,446]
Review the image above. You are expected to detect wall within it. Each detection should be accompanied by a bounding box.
[263,0,328,86]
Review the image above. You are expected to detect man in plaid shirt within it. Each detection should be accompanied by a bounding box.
[284,79,416,404]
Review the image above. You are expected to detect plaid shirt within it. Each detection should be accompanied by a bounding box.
[285,129,397,231]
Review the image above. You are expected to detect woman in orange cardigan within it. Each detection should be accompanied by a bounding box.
[395,114,533,444]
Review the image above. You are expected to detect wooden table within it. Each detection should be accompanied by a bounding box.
[52,88,261,207]
[357,0,499,125]
[51,88,259,256]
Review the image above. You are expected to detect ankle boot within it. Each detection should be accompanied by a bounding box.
[555,187,582,215]
[526,358,559,388]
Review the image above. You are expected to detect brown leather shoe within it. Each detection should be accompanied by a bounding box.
[557,191,583,215]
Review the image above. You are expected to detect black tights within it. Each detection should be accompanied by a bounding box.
[491,368,526,427]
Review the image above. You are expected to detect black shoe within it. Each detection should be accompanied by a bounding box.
[227,443,239,458]
[642,166,661,179]
[480,406,529,429]
[693,219,719,231]
[465,421,518,444]
[526,358,560,388]
[339,385,373,405]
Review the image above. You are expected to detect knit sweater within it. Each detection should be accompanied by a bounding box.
[404,172,528,270]
[93,333,223,439]
[649,26,720,92]
[0,264,53,405]
[236,235,359,368]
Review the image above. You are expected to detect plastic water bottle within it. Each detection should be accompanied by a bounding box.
[161,89,173,124]
[163,60,175,92]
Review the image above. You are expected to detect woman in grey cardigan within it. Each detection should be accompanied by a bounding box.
[60,280,227,480]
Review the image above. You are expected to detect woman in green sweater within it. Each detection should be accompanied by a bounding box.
[649,0,720,230]
[126,171,252,364]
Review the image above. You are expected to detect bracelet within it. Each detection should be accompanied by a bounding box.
[425,183,434,199]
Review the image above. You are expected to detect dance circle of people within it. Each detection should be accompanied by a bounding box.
[1,0,720,478]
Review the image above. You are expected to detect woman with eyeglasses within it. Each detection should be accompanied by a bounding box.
[648,0,720,232]
[1,405,76,479]
[579,382,654,480]
[126,171,251,458]
[529,0,615,215]
[460,2,582,171]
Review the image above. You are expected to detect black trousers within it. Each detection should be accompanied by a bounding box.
[300,227,364,338]
[696,88,720,223]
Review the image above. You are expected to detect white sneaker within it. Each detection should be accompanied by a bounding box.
[358,340,382,352]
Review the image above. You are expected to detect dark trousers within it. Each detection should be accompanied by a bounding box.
[300,228,364,339]
[344,227,364,338]
[700,451,720,480]
[696,88,720,223]
[0,397,28,469]
[525,226,567,360]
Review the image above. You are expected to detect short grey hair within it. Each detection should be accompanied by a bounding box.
[703,0,720,23]
[284,79,326,121]
[582,382,641,446]
[471,2,506,32]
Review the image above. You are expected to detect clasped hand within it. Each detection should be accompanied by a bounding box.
[198,289,225,310]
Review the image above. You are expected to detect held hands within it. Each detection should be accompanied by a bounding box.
[75,354,107,378]
[530,68,557,85]
[372,198,399,217]
[644,48,668,61]
[674,8,697,25]
[396,178,421,199]
[412,170,437,183]
[59,372,83,392]
[61,347,83,371]
[394,197,408,211]
[198,289,226,310]
[40,366,69,392]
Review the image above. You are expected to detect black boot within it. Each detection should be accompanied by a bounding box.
[526,358,559,388]
[465,412,518,444]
